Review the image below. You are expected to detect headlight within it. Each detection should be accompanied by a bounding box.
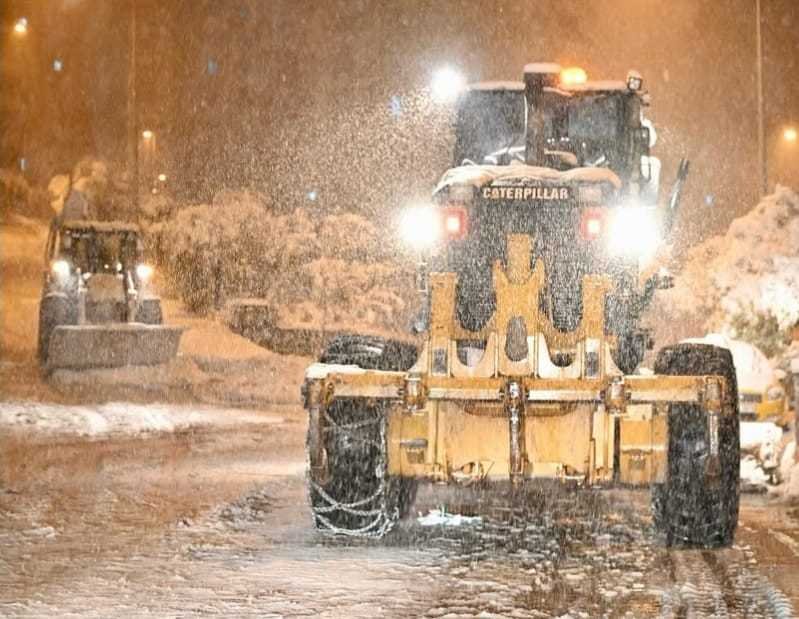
[399,205,441,249]
[766,385,785,401]
[607,206,660,260]
[136,263,154,280]
[51,259,71,279]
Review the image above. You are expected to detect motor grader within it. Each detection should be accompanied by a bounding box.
[302,63,739,547]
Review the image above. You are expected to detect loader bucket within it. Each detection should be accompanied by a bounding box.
[46,323,183,371]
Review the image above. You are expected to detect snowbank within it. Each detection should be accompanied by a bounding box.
[739,421,784,491]
[0,400,284,439]
[741,455,772,489]
[652,186,799,346]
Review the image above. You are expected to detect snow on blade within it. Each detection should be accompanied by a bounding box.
[304,363,368,380]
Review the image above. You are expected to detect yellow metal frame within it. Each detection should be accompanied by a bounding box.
[305,235,729,487]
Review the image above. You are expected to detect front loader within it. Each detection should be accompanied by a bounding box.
[302,63,739,547]
[38,218,182,372]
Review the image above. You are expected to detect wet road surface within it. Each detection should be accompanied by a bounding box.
[2,405,799,618]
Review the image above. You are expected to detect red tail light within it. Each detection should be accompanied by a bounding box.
[442,206,468,241]
[580,208,605,241]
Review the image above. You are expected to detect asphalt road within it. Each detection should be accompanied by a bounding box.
[2,404,799,618]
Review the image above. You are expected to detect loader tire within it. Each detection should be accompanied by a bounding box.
[37,295,75,366]
[319,334,418,372]
[652,343,739,548]
[309,398,416,535]
[310,336,419,535]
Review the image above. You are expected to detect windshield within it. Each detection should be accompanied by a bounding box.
[564,93,623,167]
[454,90,626,171]
[453,89,525,166]
[60,230,140,272]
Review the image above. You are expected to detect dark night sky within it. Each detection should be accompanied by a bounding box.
[1,0,797,244]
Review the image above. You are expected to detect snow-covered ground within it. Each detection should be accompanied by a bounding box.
[0,400,285,438]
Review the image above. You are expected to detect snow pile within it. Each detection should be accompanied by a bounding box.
[738,421,784,491]
[653,186,799,345]
[741,420,783,454]
[416,509,482,527]
[0,400,283,438]
[741,455,772,489]
[149,190,415,336]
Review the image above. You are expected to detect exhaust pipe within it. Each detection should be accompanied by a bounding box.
[524,63,561,166]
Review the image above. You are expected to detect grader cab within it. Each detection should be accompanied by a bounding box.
[302,63,739,547]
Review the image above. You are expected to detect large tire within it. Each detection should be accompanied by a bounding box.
[652,343,740,548]
[310,335,419,535]
[37,295,76,367]
[320,334,418,372]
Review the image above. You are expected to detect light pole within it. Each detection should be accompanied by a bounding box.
[127,0,138,212]
[12,17,30,175]
[756,0,766,196]
[140,129,157,191]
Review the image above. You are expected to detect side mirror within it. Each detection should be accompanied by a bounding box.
[665,158,690,233]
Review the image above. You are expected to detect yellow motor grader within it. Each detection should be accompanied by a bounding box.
[302,63,739,547]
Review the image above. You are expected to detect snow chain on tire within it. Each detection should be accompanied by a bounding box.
[308,399,402,538]
[308,334,419,538]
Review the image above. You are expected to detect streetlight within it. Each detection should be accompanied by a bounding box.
[785,127,798,143]
[12,17,30,174]
[141,129,153,140]
[13,17,28,35]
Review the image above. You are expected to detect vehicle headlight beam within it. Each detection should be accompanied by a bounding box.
[607,206,660,261]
